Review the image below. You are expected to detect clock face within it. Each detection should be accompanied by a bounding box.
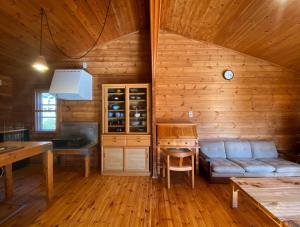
[223,70,234,80]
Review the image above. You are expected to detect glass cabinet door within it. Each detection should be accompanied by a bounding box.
[128,87,148,133]
[106,87,126,133]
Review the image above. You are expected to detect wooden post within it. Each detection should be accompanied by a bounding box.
[84,155,90,178]
[4,164,13,200]
[150,0,161,178]
[43,149,53,202]
[231,182,239,208]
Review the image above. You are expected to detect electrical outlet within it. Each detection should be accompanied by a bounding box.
[188,110,193,118]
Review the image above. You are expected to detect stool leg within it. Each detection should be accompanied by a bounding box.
[84,155,90,177]
[167,156,170,189]
[192,155,195,189]
[167,169,170,189]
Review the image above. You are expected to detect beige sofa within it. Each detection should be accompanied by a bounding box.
[199,140,300,183]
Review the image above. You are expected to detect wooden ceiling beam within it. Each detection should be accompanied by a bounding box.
[150,0,161,178]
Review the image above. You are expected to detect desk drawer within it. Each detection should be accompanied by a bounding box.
[158,139,196,146]
[126,135,151,146]
[102,135,126,146]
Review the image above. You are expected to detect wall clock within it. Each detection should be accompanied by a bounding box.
[223,70,234,80]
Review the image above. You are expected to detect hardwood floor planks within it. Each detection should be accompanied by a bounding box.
[0,165,276,226]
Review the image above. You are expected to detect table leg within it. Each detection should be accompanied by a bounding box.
[4,164,13,200]
[231,183,239,208]
[43,149,53,202]
[84,155,90,178]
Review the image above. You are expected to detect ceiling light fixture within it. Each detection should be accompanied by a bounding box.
[32,8,49,72]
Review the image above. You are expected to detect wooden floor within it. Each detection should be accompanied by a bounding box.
[0,165,276,226]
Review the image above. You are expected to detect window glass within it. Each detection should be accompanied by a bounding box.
[35,91,57,131]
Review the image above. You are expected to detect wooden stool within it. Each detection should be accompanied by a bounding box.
[55,144,97,177]
[161,148,195,189]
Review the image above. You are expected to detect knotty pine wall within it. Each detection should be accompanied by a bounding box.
[12,31,150,138]
[59,31,151,122]
[155,31,300,152]
[0,74,13,125]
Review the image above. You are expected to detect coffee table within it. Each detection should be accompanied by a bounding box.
[230,177,300,227]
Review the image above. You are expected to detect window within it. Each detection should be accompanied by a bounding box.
[35,90,57,132]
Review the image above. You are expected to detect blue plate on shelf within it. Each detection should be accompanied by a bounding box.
[108,112,114,118]
[112,105,120,110]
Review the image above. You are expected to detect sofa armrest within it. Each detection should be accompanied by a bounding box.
[199,148,210,160]
[277,149,289,159]
[199,150,212,176]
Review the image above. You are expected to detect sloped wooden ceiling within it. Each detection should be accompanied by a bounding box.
[0,0,149,77]
[160,0,300,71]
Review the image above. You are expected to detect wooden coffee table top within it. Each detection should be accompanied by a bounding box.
[231,177,300,226]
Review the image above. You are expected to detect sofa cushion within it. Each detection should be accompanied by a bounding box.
[250,141,278,159]
[225,141,252,159]
[261,159,300,173]
[210,159,245,174]
[200,141,226,159]
[230,159,275,173]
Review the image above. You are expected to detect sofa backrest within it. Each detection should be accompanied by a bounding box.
[250,141,278,159]
[200,141,226,159]
[224,141,252,159]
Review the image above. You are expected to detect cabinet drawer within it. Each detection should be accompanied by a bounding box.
[126,135,151,146]
[102,135,126,146]
[158,139,196,146]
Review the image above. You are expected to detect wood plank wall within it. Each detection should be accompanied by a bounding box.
[0,74,13,125]
[155,31,300,152]
[11,31,150,136]
[59,31,151,123]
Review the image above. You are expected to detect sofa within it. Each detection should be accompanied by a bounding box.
[199,140,300,183]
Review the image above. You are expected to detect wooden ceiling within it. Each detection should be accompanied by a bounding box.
[160,0,300,72]
[0,0,300,78]
[0,0,149,77]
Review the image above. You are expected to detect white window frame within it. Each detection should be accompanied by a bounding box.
[34,90,57,132]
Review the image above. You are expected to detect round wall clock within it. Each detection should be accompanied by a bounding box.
[223,70,234,80]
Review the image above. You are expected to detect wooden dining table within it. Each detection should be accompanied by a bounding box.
[0,141,53,202]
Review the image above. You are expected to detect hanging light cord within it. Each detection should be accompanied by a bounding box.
[40,8,44,55]
[42,0,111,59]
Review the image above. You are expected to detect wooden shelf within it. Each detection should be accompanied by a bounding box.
[103,84,150,134]
[130,117,147,119]
[129,93,146,95]
[102,84,150,176]
[108,110,125,112]
[108,125,125,127]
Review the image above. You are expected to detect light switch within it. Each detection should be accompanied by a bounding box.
[188,110,193,118]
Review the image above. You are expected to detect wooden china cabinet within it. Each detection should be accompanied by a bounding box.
[101,84,151,175]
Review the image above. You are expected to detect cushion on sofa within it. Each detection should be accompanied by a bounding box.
[230,159,275,173]
[200,141,226,159]
[260,159,300,173]
[210,159,245,174]
[225,141,252,159]
[250,141,278,159]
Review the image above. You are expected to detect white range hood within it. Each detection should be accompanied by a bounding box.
[49,69,92,100]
